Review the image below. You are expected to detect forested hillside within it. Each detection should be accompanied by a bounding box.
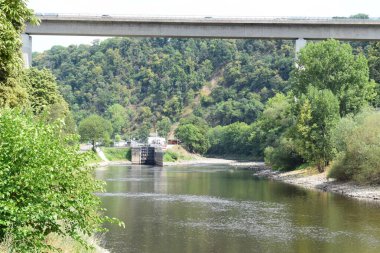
[33,38,294,139]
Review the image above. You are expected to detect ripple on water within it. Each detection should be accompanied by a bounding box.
[105,178,152,182]
[98,191,380,247]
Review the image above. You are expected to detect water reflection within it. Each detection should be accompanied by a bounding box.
[97,165,380,253]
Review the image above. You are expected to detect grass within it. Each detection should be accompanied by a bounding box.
[164,145,197,162]
[85,151,103,165]
[101,147,131,161]
[0,233,107,253]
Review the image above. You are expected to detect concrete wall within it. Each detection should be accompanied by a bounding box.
[131,148,141,164]
[131,147,163,166]
[154,148,164,167]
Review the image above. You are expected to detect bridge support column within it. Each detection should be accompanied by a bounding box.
[295,38,307,53]
[21,34,32,68]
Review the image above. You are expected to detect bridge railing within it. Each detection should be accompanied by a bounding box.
[34,13,380,22]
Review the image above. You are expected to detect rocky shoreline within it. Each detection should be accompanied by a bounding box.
[251,167,380,202]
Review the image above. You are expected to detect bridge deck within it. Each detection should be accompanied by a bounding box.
[25,15,380,40]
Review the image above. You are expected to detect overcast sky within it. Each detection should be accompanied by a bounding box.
[28,0,380,52]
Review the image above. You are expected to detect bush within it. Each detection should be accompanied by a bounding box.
[175,123,210,154]
[207,122,254,156]
[163,148,191,162]
[264,137,304,171]
[328,111,380,184]
[0,109,112,252]
[164,150,179,162]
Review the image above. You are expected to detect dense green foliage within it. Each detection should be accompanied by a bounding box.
[262,40,376,172]
[257,93,303,170]
[367,42,380,107]
[0,0,37,107]
[328,110,380,184]
[31,23,380,184]
[207,122,254,156]
[33,38,294,140]
[291,39,376,116]
[78,114,113,149]
[291,87,340,171]
[0,1,121,251]
[0,109,108,252]
[22,67,77,134]
[163,150,190,162]
[175,116,210,154]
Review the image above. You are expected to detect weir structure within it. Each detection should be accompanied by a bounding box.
[131,147,164,166]
[23,14,380,67]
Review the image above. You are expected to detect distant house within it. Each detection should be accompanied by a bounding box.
[167,139,179,145]
[131,140,145,147]
[114,140,127,147]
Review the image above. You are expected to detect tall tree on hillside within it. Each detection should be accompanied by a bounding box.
[23,67,77,134]
[175,124,210,154]
[78,114,113,150]
[291,39,376,116]
[105,103,127,136]
[157,117,171,138]
[23,68,62,113]
[292,87,340,172]
[0,0,38,107]
[368,42,380,106]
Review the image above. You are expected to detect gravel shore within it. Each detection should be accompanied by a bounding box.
[252,167,380,202]
[164,158,236,166]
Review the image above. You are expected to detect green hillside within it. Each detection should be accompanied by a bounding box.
[33,38,295,140]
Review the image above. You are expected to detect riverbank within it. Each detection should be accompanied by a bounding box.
[252,167,380,202]
[92,154,380,201]
[0,234,109,253]
[90,160,132,167]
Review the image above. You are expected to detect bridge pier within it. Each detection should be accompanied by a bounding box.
[21,34,32,68]
[295,38,307,54]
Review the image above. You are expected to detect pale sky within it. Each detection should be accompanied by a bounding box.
[28,0,380,52]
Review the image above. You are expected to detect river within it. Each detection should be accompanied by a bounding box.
[96,164,380,253]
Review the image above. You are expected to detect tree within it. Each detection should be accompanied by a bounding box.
[328,110,380,184]
[23,67,63,113]
[252,94,304,170]
[175,124,210,154]
[368,42,380,107]
[157,117,171,138]
[78,114,113,150]
[32,37,295,145]
[0,0,38,107]
[253,93,295,159]
[105,103,127,136]
[349,13,369,19]
[0,109,113,252]
[292,87,340,172]
[137,122,151,142]
[291,39,376,116]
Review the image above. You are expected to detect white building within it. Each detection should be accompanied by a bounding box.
[148,136,166,148]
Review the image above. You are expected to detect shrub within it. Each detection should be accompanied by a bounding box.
[328,111,380,184]
[0,109,113,252]
[164,150,179,162]
[175,123,210,154]
[264,137,303,171]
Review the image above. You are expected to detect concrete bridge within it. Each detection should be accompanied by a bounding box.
[23,14,380,66]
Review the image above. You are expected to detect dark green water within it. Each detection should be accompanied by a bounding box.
[96,165,380,253]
